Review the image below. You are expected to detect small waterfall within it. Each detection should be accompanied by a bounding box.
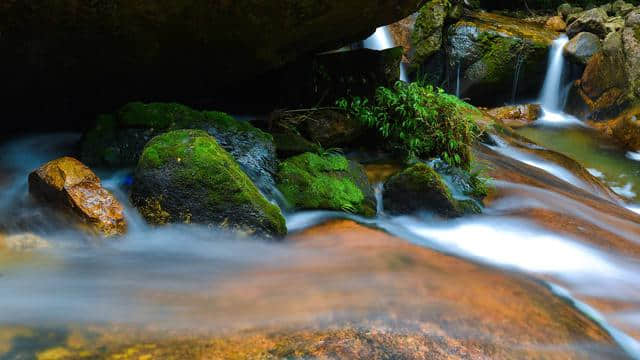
[363,26,409,82]
[455,62,462,97]
[511,55,525,104]
[374,182,384,216]
[539,35,569,112]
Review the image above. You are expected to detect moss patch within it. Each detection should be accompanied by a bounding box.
[277,153,375,216]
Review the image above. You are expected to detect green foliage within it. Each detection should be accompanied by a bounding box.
[276,153,374,216]
[337,82,481,170]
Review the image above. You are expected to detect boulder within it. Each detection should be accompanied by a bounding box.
[131,130,286,238]
[383,163,481,217]
[0,0,423,132]
[410,0,449,69]
[446,11,556,106]
[621,25,640,99]
[613,0,636,17]
[276,153,376,216]
[546,16,568,32]
[269,109,363,150]
[564,32,602,65]
[626,9,640,27]
[558,3,584,19]
[28,157,126,236]
[486,104,542,128]
[81,102,279,199]
[566,8,609,38]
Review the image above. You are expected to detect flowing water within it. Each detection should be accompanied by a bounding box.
[363,26,409,82]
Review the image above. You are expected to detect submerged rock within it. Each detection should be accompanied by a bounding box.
[28,157,126,236]
[486,104,542,128]
[276,153,376,216]
[383,163,482,217]
[564,32,602,65]
[82,102,278,198]
[446,11,556,106]
[131,130,286,238]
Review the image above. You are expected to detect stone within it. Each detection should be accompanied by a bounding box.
[383,163,481,217]
[446,11,556,106]
[564,32,602,65]
[558,3,584,20]
[410,0,449,68]
[566,8,609,38]
[546,16,567,32]
[276,153,376,216]
[131,130,286,238]
[486,104,542,128]
[28,157,126,236]
[269,109,363,149]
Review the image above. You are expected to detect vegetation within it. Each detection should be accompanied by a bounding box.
[337,82,481,170]
[276,152,376,216]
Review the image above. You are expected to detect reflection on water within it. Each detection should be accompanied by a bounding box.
[517,125,640,202]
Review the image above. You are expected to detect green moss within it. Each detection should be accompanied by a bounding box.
[138,129,286,236]
[277,153,373,216]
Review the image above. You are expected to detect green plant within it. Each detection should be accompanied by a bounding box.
[337,82,481,170]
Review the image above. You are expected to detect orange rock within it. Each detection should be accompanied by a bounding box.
[545,16,567,32]
[486,104,541,128]
[28,157,126,236]
[591,107,640,151]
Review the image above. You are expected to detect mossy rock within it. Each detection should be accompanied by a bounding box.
[410,0,449,69]
[81,102,279,198]
[276,153,376,216]
[131,129,286,238]
[383,163,482,217]
[446,11,556,106]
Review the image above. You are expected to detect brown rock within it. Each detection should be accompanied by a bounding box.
[545,16,567,32]
[591,107,640,151]
[28,157,126,236]
[486,104,542,128]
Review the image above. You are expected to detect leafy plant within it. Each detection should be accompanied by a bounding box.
[337,82,481,170]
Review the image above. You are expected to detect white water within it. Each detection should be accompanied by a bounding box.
[363,26,409,82]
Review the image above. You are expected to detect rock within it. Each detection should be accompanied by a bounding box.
[564,32,602,65]
[604,17,626,34]
[566,8,609,38]
[388,15,417,67]
[131,130,286,238]
[383,163,481,217]
[591,107,640,151]
[276,153,376,216]
[28,157,126,236]
[558,3,584,20]
[446,11,556,106]
[566,29,635,120]
[270,109,363,149]
[82,102,278,199]
[486,104,542,128]
[410,0,449,69]
[546,16,567,32]
[626,9,640,27]
[613,0,635,17]
[0,233,50,252]
[0,0,424,132]
[621,26,640,100]
[271,132,323,159]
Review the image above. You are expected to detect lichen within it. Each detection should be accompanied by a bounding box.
[277,153,374,216]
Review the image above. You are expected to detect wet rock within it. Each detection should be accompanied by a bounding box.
[28,157,126,236]
[82,102,278,199]
[383,163,481,217]
[0,233,49,252]
[591,107,640,151]
[276,153,376,216]
[546,16,567,32]
[564,32,602,65]
[1,0,424,132]
[410,0,449,69]
[270,109,363,149]
[446,11,555,106]
[486,104,542,128]
[566,8,609,38]
[131,130,286,238]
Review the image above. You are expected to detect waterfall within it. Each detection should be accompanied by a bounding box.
[511,55,525,104]
[537,35,583,126]
[539,35,569,112]
[363,26,409,82]
[455,63,462,98]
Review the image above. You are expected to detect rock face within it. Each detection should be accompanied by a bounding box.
[446,12,556,106]
[567,8,609,38]
[276,153,376,216]
[486,104,542,128]
[564,32,602,64]
[383,163,481,217]
[131,130,286,238]
[28,157,127,236]
[0,0,423,132]
[82,102,278,198]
